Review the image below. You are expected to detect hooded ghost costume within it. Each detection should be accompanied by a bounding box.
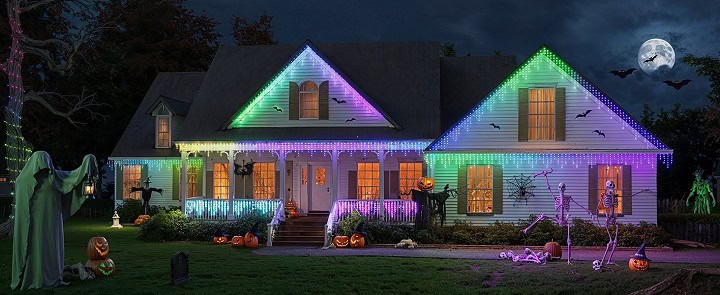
[11,151,98,290]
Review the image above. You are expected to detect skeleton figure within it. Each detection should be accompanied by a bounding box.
[521,169,594,264]
[596,180,619,270]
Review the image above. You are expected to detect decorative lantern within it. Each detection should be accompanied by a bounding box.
[286,198,300,218]
[111,211,123,228]
[416,177,435,192]
[87,236,110,260]
[231,236,245,247]
[333,236,350,248]
[84,178,95,197]
[544,241,562,260]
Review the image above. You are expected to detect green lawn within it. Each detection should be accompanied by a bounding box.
[1,218,718,294]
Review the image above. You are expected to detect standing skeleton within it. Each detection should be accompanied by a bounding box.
[595,180,619,270]
[522,169,594,264]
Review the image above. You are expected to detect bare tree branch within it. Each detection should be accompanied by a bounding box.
[25,88,108,127]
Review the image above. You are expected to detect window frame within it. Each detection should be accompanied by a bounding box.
[213,163,229,199]
[399,162,423,200]
[596,164,625,216]
[186,165,199,198]
[299,81,320,119]
[357,162,380,200]
[528,87,556,141]
[122,165,142,200]
[253,162,276,199]
[155,115,172,148]
[466,165,494,214]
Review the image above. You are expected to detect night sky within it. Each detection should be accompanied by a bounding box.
[187,0,720,118]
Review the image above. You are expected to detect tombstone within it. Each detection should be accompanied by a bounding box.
[170,251,191,285]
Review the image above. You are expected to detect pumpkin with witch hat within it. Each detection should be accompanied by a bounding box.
[244,222,262,248]
[212,229,229,244]
[350,221,367,248]
[629,243,651,271]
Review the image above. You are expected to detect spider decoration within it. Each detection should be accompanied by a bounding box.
[507,174,536,206]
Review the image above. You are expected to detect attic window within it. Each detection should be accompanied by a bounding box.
[299,81,319,119]
[528,88,555,140]
[156,115,171,148]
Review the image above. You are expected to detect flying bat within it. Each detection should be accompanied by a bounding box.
[273,106,283,112]
[593,130,606,138]
[345,117,356,123]
[489,123,501,130]
[610,68,637,79]
[575,110,592,119]
[663,80,691,90]
[643,54,657,63]
[331,97,347,104]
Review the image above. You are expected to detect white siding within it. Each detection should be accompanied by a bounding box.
[113,160,179,209]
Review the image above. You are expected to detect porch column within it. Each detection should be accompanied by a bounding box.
[378,150,386,218]
[278,150,286,201]
[228,151,236,220]
[180,151,189,214]
[331,150,339,202]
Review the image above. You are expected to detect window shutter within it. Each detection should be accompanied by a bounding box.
[195,166,203,197]
[235,173,243,198]
[115,165,123,200]
[348,171,357,199]
[319,81,329,120]
[274,170,281,199]
[289,82,299,120]
[206,170,213,198]
[390,171,400,199]
[384,171,390,198]
[518,88,529,141]
[555,87,566,141]
[457,164,467,214]
[172,164,180,200]
[588,165,598,214]
[492,165,503,214]
[140,165,148,184]
[622,165,632,215]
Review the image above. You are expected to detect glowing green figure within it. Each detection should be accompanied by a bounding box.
[686,170,716,214]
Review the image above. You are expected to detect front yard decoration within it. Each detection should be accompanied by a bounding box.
[170,252,191,285]
[333,235,350,248]
[498,250,513,260]
[11,152,98,290]
[134,214,150,225]
[416,177,435,191]
[629,244,651,271]
[686,169,716,214]
[213,229,229,244]
[85,258,115,277]
[244,222,261,248]
[544,241,562,260]
[231,236,245,247]
[412,182,458,228]
[522,168,595,265]
[286,198,300,218]
[130,177,163,215]
[507,174,536,206]
[111,211,123,228]
[87,237,109,260]
[595,180,620,271]
[395,239,418,249]
[511,248,549,264]
[350,222,367,248]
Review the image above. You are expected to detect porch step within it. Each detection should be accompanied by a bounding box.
[273,235,325,242]
[272,213,329,246]
[272,240,324,246]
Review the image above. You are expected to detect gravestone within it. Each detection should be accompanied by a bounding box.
[170,251,191,285]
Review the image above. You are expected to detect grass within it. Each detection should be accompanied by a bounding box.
[1,218,719,294]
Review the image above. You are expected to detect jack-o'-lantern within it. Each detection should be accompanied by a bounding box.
[416,177,435,192]
[350,233,365,248]
[333,236,350,248]
[231,236,245,247]
[213,236,228,244]
[85,258,115,277]
[87,237,109,260]
[244,232,259,248]
[544,241,562,260]
[628,244,651,271]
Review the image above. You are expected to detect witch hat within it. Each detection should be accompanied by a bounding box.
[143,176,152,185]
[353,221,367,236]
[630,243,651,261]
[214,229,227,238]
[248,221,262,237]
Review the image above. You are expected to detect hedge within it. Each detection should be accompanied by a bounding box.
[138,210,272,242]
[658,213,720,225]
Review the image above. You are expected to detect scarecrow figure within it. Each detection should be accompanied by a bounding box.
[130,177,163,215]
[595,180,620,271]
[11,152,98,290]
[686,169,716,214]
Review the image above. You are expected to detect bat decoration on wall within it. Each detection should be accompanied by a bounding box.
[331,97,347,104]
[345,117,356,123]
[610,68,637,79]
[575,110,592,119]
[273,106,283,112]
[489,123,501,130]
[593,130,606,138]
[643,54,657,63]
[663,80,691,90]
[234,159,255,178]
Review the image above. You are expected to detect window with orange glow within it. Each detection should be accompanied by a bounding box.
[301,167,307,185]
[213,163,229,199]
[399,162,422,199]
[467,165,493,213]
[300,81,319,119]
[156,116,171,148]
[528,88,555,140]
[253,163,276,199]
[123,165,142,200]
[597,165,623,214]
[357,163,379,200]
[186,166,198,198]
[315,168,326,185]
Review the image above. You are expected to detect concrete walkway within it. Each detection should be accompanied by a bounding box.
[253,246,720,264]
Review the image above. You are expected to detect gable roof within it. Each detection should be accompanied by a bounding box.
[178,41,443,141]
[427,45,670,151]
[111,72,205,158]
[146,95,191,116]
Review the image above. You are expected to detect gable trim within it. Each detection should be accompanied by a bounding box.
[426,45,670,152]
[221,40,401,130]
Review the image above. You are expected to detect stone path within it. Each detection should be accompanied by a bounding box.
[253,246,720,264]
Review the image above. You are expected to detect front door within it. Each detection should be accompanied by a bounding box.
[309,164,332,212]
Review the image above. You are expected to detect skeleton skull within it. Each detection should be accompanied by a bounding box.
[592,259,603,271]
[558,182,566,192]
[605,180,615,190]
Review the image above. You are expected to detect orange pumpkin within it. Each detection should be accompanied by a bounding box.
[85,258,115,277]
[544,241,562,260]
[629,258,650,271]
[134,214,150,226]
[244,232,259,248]
[333,236,350,248]
[213,236,228,244]
[350,233,365,248]
[416,177,435,192]
[231,236,245,247]
[87,237,109,260]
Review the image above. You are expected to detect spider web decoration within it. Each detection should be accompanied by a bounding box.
[507,174,536,206]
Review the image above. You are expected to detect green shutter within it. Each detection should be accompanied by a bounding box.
[114,164,123,200]
[622,165,632,215]
[140,165,148,185]
[457,164,467,214]
[518,88,529,141]
[492,165,503,214]
[319,81,329,120]
[205,170,213,198]
[289,82,299,120]
[555,87,566,141]
[348,171,357,199]
[235,173,243,199]
[172,164,179,200]
[588,165,598,214]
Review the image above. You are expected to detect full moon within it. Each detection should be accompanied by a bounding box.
[637,38,675,74]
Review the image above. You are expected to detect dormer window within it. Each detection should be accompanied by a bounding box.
[300,81,319,119]
[155,105,171,148]
[528,88,555,140]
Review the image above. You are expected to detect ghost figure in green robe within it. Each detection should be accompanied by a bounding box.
[11,151,98,290]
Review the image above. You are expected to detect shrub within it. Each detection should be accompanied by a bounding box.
[658,213,720,224]
[364,221,416,243]
[337,210,366,236]
[139,210,272,242]
[115,199,161,223]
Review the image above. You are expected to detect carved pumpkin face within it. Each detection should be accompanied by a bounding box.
[244,232,259,248]
[350,233,365,248]
[87,237,109,260]
[629,258,650,271]
[333,236,350,248]
[213,236,228,244]
[416,177,435,192]
[231,236,245,247]
[86,258,115,277]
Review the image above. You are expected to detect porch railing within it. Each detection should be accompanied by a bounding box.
[323,199,416,247]
[185,198,282,220]
[266,201,285,246]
